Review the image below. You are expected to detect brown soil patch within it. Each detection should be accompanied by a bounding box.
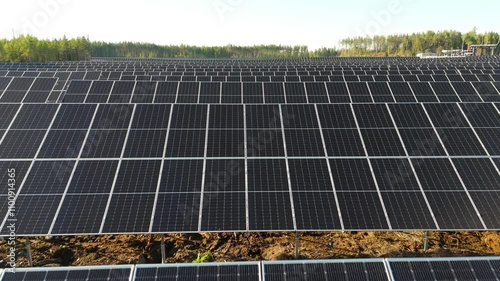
[1,231,499,267]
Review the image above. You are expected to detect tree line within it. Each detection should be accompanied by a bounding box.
[339,29,500,56]
[0,36,91,62]
[0,36,337,62]
[0,29,498,62]
[90,42,336,58]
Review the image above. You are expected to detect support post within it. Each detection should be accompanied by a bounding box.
[161,234,166,264]
[26,239,33,267]
[423,231,430,252]
[294,232,300,259]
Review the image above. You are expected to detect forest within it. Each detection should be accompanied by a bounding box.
[339,29,500,57]
[0,29,498,62]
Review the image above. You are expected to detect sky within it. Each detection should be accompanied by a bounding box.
[1,0,499,50]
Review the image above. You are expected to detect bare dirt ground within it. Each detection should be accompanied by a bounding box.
[1,231,499,267]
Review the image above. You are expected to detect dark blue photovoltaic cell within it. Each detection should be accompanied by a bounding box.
[10,104,58,129]
[113,160,161,193]
[64,161,118,195]
[201,192,246,231]
[30,77,57,91]
[67,80,92,94]
[38,130,87,158]
[152,193,201,232]
[0,130,47,158]
[248,159,288,192]
[123,130,167,157]
[285,129,324,156]
[52,194,109,234]
[91,104,134,129]
[0,104,20,128]
[6,77,34,91]
[317,104,357,128]
[249,192,294,230]
[131,104,170,129]
[51,104,97,129]
[337,192,390,229]
[209,105,244,128]
[281,104,319,128]
[382,192,437,229]
[81,130,127,158]
[102,193,155,233]
[353,104,394,128]
[288,159,332,191]
[170,105,207,128]
[330,159,376,191]
[1,195,62,235]
[246,105,281,128]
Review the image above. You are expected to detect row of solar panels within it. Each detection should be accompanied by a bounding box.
[11,72,500,82]
[1,103,500,154]
[0,103,498,235]
[2,68,500,76]
[1,157,499,235]
[3,63,500,69]
[2,78,500,104]
[2,257,500,281]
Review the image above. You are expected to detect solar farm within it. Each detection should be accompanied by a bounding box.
[0,56,499,280]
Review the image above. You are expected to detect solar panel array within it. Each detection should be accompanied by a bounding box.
[2,257,500,281]
[0,57,499,236]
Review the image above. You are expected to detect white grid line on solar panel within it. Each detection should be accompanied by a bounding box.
[385,81,398,102]
[385,103,440,229]
[197,105,211,232]
[74,80,92,103]
[420,103,488,229]
[278,105,298,231]
[364,81,377,102]
[98,104,137,233]
[323,82,333,103]
[104,81,117,103]
[493,82,500,95]
[493,104,500,122]
[342,81,355,103]
[349,103,392,229]
[243,106,250,231]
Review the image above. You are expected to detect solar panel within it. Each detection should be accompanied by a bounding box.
[2,258,500,281]
[134,263,260,281]
[0,265,133,281]
[387,257,500,281]
[263,259,389,281]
